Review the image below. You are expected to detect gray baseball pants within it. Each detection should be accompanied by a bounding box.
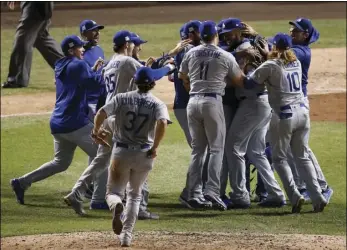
[186,95,226,199]
[269,105,326,206]
[18,123,97,189]
[226,96,285,205]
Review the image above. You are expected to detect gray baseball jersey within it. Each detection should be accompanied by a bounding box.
[180,44,242,95]
[103,54,143,103]
[102,90,170,146]
[249,59,304,113]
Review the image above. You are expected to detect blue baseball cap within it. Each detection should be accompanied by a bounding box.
[289,18,313,34]
[219,18,242,35]
[272,33,292,50]
[199,20,218,39]
[180,24,188,40]
[130,32,147,46]
[184,20,201,34]
[217,19,227,34]
[134,67,168,85]
[79,19,104,33]
[113,30,136,46]
[61,35,86,53]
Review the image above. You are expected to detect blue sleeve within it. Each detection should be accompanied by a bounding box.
[73,61,104,87]
[292,47,305,62]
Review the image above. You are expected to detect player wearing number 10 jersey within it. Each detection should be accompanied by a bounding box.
[246,33,327,213]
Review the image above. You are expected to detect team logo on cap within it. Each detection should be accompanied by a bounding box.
[68,42,74,48]
[297,18,302,22]
[222,23,226,29]
[125,36,130,41]
[189,27,194,32]
[82,25,86,31]
[91,20,96,25]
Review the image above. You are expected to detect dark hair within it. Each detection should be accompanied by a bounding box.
[202,34,215,43]
[113,43,127,53]
[137,82,156,93]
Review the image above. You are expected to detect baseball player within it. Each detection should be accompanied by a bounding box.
[288,18,333,203]
[129,32,161,220]
[244,33,327,213]
[10,35,104,205]
[173,21,210,208]
[219,18,286,208]
[179,20,245,210]
[64,30,142,216]
[92,66,172,247]
[216,18,241,203]
[79,19,109,209]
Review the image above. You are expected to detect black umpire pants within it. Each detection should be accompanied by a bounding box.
[7,2,63,87]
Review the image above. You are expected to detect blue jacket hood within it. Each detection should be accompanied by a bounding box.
[55,57,74,79]
[307,27,319,45]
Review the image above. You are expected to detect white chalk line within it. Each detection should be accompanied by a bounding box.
[1,111,52,118]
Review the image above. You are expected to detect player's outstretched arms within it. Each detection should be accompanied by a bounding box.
[147,119,168,159]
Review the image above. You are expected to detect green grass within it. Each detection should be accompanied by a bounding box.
[1,114,346,237]
[1,19,346,96]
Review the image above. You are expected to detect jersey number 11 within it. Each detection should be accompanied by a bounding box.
[199,62,209,80]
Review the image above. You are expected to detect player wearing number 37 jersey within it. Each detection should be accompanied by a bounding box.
[245,33,327,213]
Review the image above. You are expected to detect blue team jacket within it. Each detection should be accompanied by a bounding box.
[292,28,320,97]
[173,49,190,109]
[50,56,104,134]
[83,45,106,109]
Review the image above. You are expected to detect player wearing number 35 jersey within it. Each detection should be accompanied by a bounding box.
[245,33,327,213]
[103,31,143,103]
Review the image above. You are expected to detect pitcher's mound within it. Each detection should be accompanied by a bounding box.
[1,231,346,250]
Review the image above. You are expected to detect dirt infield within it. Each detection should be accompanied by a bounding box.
[1,2,346,249]
[1,2,346,28]
[1,231,346,250]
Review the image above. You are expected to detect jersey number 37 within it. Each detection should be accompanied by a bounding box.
[286,72,301,92]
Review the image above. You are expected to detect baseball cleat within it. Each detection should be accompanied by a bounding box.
[226,200,251,209]
[179,195,192,209]
[138,210,159,220]
[258,199,286,208]
[90,201,109,210]
[291,196,305,214]
[64,193,85,216]
[204,194,227,211]
[10,179,25,205]
[313,200,328,213]
[322,186,333,204]
[120,234,131,247]
[299,189,311,202]
[112,203,124,235]
[187,197,212,210]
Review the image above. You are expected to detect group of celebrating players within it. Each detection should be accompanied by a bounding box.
[10,16,333,247]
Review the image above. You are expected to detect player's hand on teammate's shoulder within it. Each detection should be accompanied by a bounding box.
[92,57,105,72]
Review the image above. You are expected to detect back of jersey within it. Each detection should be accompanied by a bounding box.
[102,54,143,103]
[112,91,169,146]
[180,44,240,95]
[266,59,304,113]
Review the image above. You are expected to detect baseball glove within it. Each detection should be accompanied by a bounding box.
[151,54,176,74]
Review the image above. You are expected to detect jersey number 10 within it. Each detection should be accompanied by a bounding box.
[286,72,301,92]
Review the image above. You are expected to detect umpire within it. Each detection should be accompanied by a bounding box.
[2,1,63,88]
